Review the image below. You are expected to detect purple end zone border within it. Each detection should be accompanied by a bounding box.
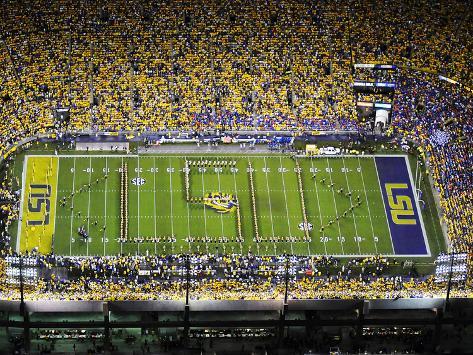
[375,156,430,256]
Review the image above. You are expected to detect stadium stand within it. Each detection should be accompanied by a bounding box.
[1,1,472,353]
[0,0,471,301]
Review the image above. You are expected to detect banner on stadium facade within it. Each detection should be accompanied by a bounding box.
[357,101,373,108]
[353,81,396,93]
[356,102,392,110]
[354,64,397,70]
[353,81,396,89]
[374,102,392,110]
[439,75,459,85]
[438,75,472,92]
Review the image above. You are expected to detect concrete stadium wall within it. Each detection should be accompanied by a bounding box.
[0,298,455,314]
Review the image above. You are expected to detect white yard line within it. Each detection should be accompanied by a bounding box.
[103,157,108,256]
[294,159,311,256]
[120,156,124,255]
[215,159,225,238]
[184,157,192,252]
[16,156,28,253]
[357,157,378,254]
[247,157,267,253]
[137,156,141,255]
[341,158,362,255]
[372,156,396,254]
[137,156,141,239]
[200,157,208,237]
[263,157,276,238]
[231,160,244,252]
[326,158,345,254]
[310,159,328,255]
[50,157,60,252]
[168,158,175,252]
[86,157,92,256]
[153,157,158,254]
[69,157,76,256]
[279,156,294,255]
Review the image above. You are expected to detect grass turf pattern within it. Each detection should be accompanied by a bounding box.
[18,154,431,257]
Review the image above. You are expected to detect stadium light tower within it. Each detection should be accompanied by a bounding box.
[19,256,25,315]
[182,254,191,340]
[435,252,468,311]
[185,254,190,306]
[284,255,290,305]
[445,252,455,311]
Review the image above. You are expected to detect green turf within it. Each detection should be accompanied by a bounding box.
[15,153,416,257]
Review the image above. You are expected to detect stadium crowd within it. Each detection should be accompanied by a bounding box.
[0,0,472,300]
[1,0,470,142]
[390,72,473,253]
[0,250,471,301]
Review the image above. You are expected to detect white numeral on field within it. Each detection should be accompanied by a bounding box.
[103,168,110,173]
[167,167,174,173]
[230,168,238,173]
[86,168,94,173]
[278,167,287,173]
[325,167,333,173]
[135,168,142,173]
[337,236,345,242]
[354,236,362,242]
[214,168,223,173]
[150,168,159,173]
[199,167,206,173]
[294,168,301,173]
[320,237,329,243]
[262,168,270,173]
[357,167,362,172]
[374,236,379,242]
[310,168,319,173]
[70,168,75,173]
[247,168,254,173]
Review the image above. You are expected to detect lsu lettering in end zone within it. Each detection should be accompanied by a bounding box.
[375,156,430,256]
[18,156,59,254]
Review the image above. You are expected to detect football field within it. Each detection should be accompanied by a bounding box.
[17,154,431,257]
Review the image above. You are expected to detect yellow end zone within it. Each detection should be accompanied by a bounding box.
[19,156,59,254]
